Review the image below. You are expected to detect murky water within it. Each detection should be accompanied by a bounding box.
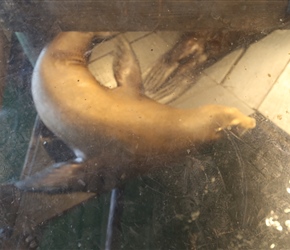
[1,2,290,249]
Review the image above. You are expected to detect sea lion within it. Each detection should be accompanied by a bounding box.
[16,32,255,193]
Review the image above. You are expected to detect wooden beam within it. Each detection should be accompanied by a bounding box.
[0,1,289,32]
[15,119,96,235]
[0,119,96,249]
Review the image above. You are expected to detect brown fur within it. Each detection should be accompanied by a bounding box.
[32,32,255,162]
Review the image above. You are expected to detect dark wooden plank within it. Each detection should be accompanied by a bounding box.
[0,120,96,249]
[0,36,96,248]
[14,119,96,234]
[0,1,289,32]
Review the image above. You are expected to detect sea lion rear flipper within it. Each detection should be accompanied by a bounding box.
[113,36,143,93]
[15,160,88,193]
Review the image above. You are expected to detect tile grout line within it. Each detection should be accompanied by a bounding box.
[89,51,114,65]
[89,32,153,64]
[256,58,290,111]
[216,81,255,114]
[202,48,255,114]
[154,31,182,48]
[172,72,254,115]
[219,47,248,87]
[129,32,153,44]
[202,48,246,89]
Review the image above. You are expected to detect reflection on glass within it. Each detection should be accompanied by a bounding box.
[0,4,290,249]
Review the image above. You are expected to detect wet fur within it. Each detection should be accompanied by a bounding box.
[16,32,255,193]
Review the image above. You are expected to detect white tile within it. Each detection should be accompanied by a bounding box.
[124,32,151,42]
[89,39,115,62]
[204,48,244,84]
[156,31,182,47]
[88,54,117,89]
[90,33,170,77]
[89,32,172,89]
[90,32,149,62]
[89,32,150,63]
[259,62,290,134]
[131,33,170,74]
[223,30,290,108]
[170,74,254,115]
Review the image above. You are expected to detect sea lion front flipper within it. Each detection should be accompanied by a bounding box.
[113,36,143,93]
[15,160,89,193]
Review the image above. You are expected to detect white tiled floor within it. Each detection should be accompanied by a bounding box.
[170,75,253,116]
[88,54,116,88]
[259,62,290,132]
[130,33,170,73]
[203,48,244,84]
[89,30,290,135]
[223,30,290,109]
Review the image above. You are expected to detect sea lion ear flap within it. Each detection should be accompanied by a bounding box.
[113,35,144,93]
[15,160,88,194]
